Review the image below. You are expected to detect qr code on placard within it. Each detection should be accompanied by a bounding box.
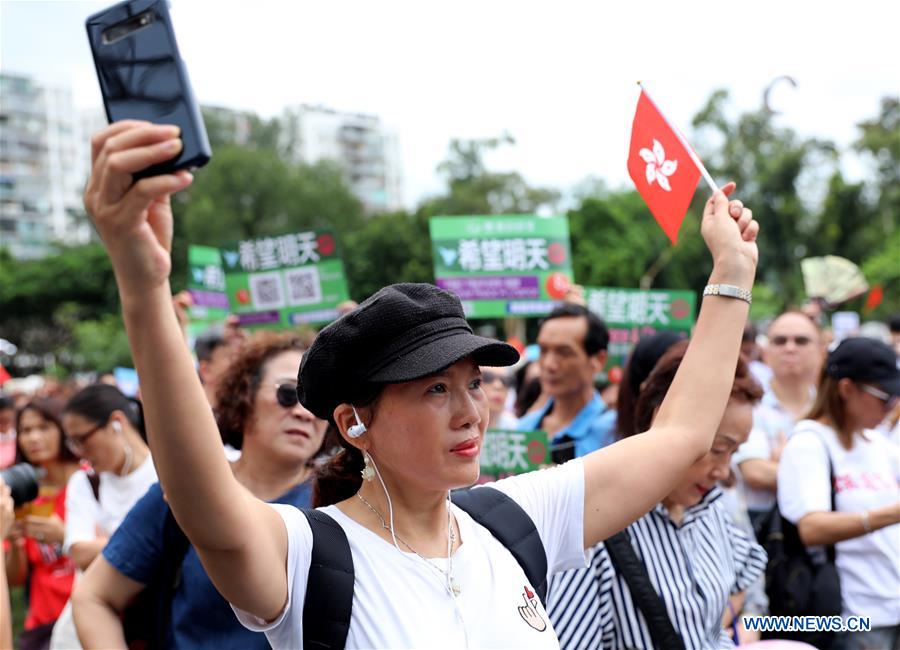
[249,271,285,309]
[284,266,322,306]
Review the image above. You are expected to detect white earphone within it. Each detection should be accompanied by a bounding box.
[112,420,122,434]
[347,407,367,438]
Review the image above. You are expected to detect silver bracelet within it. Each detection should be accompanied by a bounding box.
[703,284,752,305]
[861,510,873,534]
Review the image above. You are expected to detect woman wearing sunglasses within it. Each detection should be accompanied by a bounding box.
[2,399,80,650]
[777,337,900,650]
[481,367,518,430]
[71,331,330,649]
[59,384,157,573]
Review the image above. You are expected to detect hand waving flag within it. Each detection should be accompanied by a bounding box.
[627,88,706,244]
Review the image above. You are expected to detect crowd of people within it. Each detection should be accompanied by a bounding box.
[0,121,898,650]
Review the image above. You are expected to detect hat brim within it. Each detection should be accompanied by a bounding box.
[368,331,520,384]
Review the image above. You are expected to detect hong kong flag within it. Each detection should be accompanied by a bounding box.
[627,89,703,244]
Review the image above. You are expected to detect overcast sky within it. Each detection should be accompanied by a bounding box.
[2,0,898,208]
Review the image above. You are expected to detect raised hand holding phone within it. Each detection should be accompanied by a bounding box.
[84,121,193,299]
[86,0,211,179]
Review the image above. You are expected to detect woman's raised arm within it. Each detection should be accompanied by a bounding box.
[581,184,759,546]
[83,121,288,620]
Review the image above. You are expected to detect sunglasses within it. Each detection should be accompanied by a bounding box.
[771,335,813,347]
[859,383,898,410]
[275,383,300,408]
[482,372,513,387]
[65,419,107,454]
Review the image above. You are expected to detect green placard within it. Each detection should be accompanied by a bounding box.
[429,216,574,318]
[583,287,696,376]
[479,429,549,479]
[186,245,230,338]
[220,231,351,329]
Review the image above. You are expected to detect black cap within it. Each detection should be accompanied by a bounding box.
[298,283,520,421]
[826,337,900,396]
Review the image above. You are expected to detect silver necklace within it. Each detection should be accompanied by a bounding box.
[357,493,461,597]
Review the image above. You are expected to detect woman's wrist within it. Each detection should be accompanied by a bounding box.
[708,261,755,290]
[870,503,900,531]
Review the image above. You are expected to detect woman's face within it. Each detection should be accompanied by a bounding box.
[17,409,63,466]
[480,366,511,417]
[245,350,328,464]
[365,357,488,493]
[843,381,897,431]
[665,399,753,510]
[61,412,124,473]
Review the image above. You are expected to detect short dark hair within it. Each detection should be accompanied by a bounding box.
[889,314,900,334]
[0,395,14,411]
[541,304,609,355]
[195,330,226,362]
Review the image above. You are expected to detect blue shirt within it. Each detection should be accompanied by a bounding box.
[103,480,313,649]
[517,392,617,459]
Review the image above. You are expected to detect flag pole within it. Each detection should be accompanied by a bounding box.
[637,82,719,194]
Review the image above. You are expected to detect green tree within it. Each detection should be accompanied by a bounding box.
[692,90,839,306]
[343,210,434,301]
[854,96,900,226]
[419,135,560,216]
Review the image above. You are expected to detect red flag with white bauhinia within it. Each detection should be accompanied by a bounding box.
[627,88,706,244]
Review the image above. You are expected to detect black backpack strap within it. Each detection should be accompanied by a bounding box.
[605,530,686,650]
[87,469,101,501]
[811,432,838,564]
[301,508,354,650]
[451,486,549,605]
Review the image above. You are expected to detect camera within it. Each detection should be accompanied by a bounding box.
[0,463,40,507]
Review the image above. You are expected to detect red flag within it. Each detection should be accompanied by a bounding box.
[864,284,884,311]
[628,90,703,244]
[0,365,10,386]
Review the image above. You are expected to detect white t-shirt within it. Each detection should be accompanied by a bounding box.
[63,454,158,553]
[234,459,587,649]
[734,388,814,513]
[777,419,900,626]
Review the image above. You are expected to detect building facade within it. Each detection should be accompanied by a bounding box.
[0,73,92,259]
[279,104,402,214]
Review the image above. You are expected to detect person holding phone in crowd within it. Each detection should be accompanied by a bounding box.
[71,331,330,649]
[81,120,758,648]
[778,337,900,650]
[2,399,80,650]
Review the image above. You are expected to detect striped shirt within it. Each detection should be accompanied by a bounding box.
[547,487,767,649]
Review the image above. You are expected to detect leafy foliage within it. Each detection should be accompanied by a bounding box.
[2,91,897,376]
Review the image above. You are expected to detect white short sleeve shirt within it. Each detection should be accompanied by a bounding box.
[777,420,900,626]
[63,455,158,553]
[233,459,587,649]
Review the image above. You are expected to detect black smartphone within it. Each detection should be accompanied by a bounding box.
[86,0,211,179]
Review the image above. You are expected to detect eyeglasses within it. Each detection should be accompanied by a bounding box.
[275,383,300,408]
[482,372,513,387]
[859,383,898,410]
[65,420,107,454]
[771,335,814,347]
